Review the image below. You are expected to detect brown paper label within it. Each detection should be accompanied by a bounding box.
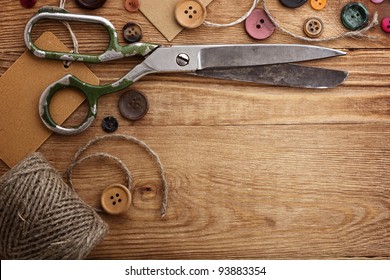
[0,32,99,168]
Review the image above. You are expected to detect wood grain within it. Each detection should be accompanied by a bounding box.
[1,0,390,259]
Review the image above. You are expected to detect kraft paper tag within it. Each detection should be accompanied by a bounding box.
[0,32,99,168]
[139,0,214,41]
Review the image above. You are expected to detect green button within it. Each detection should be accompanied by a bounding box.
[341,2,369,31]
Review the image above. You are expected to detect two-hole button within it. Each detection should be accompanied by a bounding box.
[245,8,275,40]
[101,184,132,215]
[175,0,207,29]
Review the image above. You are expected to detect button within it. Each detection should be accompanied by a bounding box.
[175,0,207,29]
[119,90,149,121]
[122,22,143,43]
[341,2,369,31]
[101,116,118,133]
[382,17,390,33]
[310,0,326,10]
[371,0,384,3]
[75,0,106,10]
[124,0,140,12]
[245,9,275,40]
[303,17,324,38]
[100,184,131,215]
[279,0,307,8]
[20,0,36,8]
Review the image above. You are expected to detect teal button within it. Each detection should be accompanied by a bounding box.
[341,2,369,31]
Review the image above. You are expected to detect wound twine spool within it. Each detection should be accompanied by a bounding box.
[0,153,108,259]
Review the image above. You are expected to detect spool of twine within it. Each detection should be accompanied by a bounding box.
[0,153,108,259]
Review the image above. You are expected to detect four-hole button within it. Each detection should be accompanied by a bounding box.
[101,184,132,215]
[175,0,207,29]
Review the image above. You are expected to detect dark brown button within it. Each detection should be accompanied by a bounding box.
[122,22,143,43]
[101,116,119,133]
[119,90,149,121]
[100,184,131,215]
[175,0,207,29]
[75,0,106,10]
[303,17,324,38]
[124,0,140,12]
[20,0,36,8]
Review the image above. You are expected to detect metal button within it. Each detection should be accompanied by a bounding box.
[100,184,131,215]
[279,0,307,8]
[310,0,326,11]
[75,0,106,10]
[382,17,390,33]
[20,0,36,8]
[341,2,369,31]
[303,17,324,38]
[245,8,275,40]
[122,22,143,43]
[124,0,140,12]
[101,116,119,133]
[175,0,207,29]
[119,90,149,121]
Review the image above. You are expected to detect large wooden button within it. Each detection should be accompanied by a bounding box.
[100,184,131,215]
[303,17,324,38]
[75,0,106,10]
[175,0,207,29]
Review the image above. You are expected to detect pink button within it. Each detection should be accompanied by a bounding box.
[245,8,275,40]
[382,17,390,33]
[371,0,384,3]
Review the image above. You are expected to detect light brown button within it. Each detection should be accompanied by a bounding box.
[303,17,324,38]
[100,184,131,215]
[175,0,206,29]
[124,0,140,12]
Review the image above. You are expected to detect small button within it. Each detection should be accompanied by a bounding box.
[245,8,275,40]
[101,116,119,133]
[75,0,106,10]
[371,0,384,3]
[119,90,149,121]
[175,0,207,29]
[381,17,390,33]
[310,0,326,10]
[100,184,131,215]
[124,0,140,12]
[20,0,36,8]
[279,0,307,8]
[303,17,324,38]
[122,22,143,43]
[341,2,369,31]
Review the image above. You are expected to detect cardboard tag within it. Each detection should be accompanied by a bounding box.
[0,32,99,168]
[139,0,214,41]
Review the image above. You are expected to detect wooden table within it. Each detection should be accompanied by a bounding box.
[1,0,390,259]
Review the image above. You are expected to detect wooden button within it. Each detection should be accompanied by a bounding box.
[75,0,106,10]
[122,22,143,43]
[310,0,326,11]
[303,17,324,38]
[124,0,140,12]
[245,8,275,40]
[175,0,207,29]
[100,184,131,215]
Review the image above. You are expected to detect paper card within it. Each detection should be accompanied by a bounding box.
[0,32,99,168]
[139,0,214,41]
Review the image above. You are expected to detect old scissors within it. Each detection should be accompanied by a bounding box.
[25,7,348,135]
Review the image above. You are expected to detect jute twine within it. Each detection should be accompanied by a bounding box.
[0,153,108,259]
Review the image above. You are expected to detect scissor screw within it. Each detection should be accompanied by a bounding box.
[176,53,190,66]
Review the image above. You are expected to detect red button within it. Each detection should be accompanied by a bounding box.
[20,0,36,8]
[382,17,390,33]
[245,8,275,40]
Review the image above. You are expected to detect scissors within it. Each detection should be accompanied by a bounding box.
[24,7,348,135]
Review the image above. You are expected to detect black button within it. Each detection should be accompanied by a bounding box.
[122,22,143,43]
[101,116,119,133]
[279,0,307,8]
[119,90,149,121]
[75,0,106,10]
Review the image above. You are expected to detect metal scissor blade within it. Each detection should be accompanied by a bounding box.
[193,64,348,89]
[199,44,346,69]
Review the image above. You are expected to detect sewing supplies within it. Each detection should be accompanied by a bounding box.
[0,153,109,259]
[119,90,149,121]
[24,7,348,135]
[101,116,119,133]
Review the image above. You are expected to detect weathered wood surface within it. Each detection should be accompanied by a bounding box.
[1,0,390,259]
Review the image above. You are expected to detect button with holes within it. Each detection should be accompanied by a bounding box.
[279,0,307,8]
[382,17,390,33]
[119,90,149,121]
[341,2,369,31]
[310,0,326,10]
[245,8,275,40]
[75,0,106,10]
[20,0,36,8]
[175,0,207,29]
[101,184,132,215]
[122,22,143,43]
[124,0,140,12]
[303,17,324,38]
